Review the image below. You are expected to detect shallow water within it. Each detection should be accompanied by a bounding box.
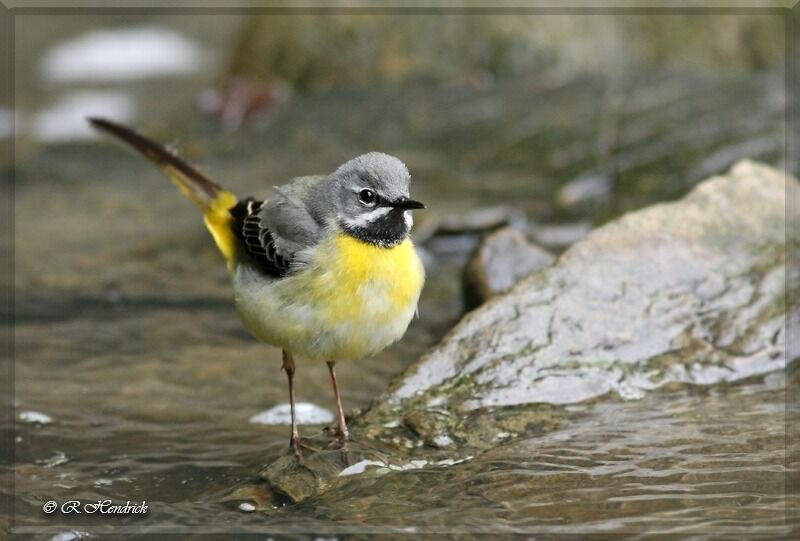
[12,372,796,536]
[5,18,794,538]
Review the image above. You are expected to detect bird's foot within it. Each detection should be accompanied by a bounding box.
[289,435,320,459]
[326,429,349,450]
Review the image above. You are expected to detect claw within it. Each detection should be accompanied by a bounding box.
[326,436,348,450]
[290,435,320,459]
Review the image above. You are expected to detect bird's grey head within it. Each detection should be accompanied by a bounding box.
[327,152,424,248]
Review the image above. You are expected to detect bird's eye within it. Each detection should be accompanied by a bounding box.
[358,189,377,206]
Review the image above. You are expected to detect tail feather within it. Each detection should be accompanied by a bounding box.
[89,117,239,262]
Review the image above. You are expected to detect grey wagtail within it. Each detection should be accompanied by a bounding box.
[88,117,426,455]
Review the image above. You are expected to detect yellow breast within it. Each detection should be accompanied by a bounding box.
[316,234,425,323]
[233,232,425,362]
[332,235,425,306]
[298,233,424,360]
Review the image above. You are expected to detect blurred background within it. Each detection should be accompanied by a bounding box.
[4,5,794,536]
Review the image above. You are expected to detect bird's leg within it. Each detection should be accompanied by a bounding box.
[282,349,303,457]
[326,361,349,444]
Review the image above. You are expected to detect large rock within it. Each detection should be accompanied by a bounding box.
[357,160,793,442]
[261,161,795,502]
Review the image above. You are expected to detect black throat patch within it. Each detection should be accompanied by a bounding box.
[340,209,409,248]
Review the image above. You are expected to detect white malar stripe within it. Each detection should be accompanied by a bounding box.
[339,207,392,229]
[404,210,413,230]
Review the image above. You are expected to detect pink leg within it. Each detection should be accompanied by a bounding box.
[326,361,349,443]
[281,349,303,457]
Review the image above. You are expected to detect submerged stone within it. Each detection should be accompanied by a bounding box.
[463,227,554,309]
[222,483,276,512]
[259,443,393,503]
[418,205,529,257]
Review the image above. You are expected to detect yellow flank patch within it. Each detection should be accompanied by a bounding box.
[202,191,239,263]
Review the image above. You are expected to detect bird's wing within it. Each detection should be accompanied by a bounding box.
[230,176,326,277]
[230,198,293,277]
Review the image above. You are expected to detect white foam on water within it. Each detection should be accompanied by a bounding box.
[339,457,474,477]
[41,26,202,83]
[338,459,386,477]
[19,410,53,424]
[32,91,136,143]
[50,531,89,541]
[249,402,334,426]
[237,502,256,512]
[432,434,454,447]
[38,451,69,468]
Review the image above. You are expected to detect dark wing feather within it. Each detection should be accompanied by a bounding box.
[230,198,292,277]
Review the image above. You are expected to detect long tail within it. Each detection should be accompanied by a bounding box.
[88,117,239,262]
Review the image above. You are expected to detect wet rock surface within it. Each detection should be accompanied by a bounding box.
[260,161,794,502]
[463,227,555,309]
[380,160,791,414]
[258,442,398,504]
